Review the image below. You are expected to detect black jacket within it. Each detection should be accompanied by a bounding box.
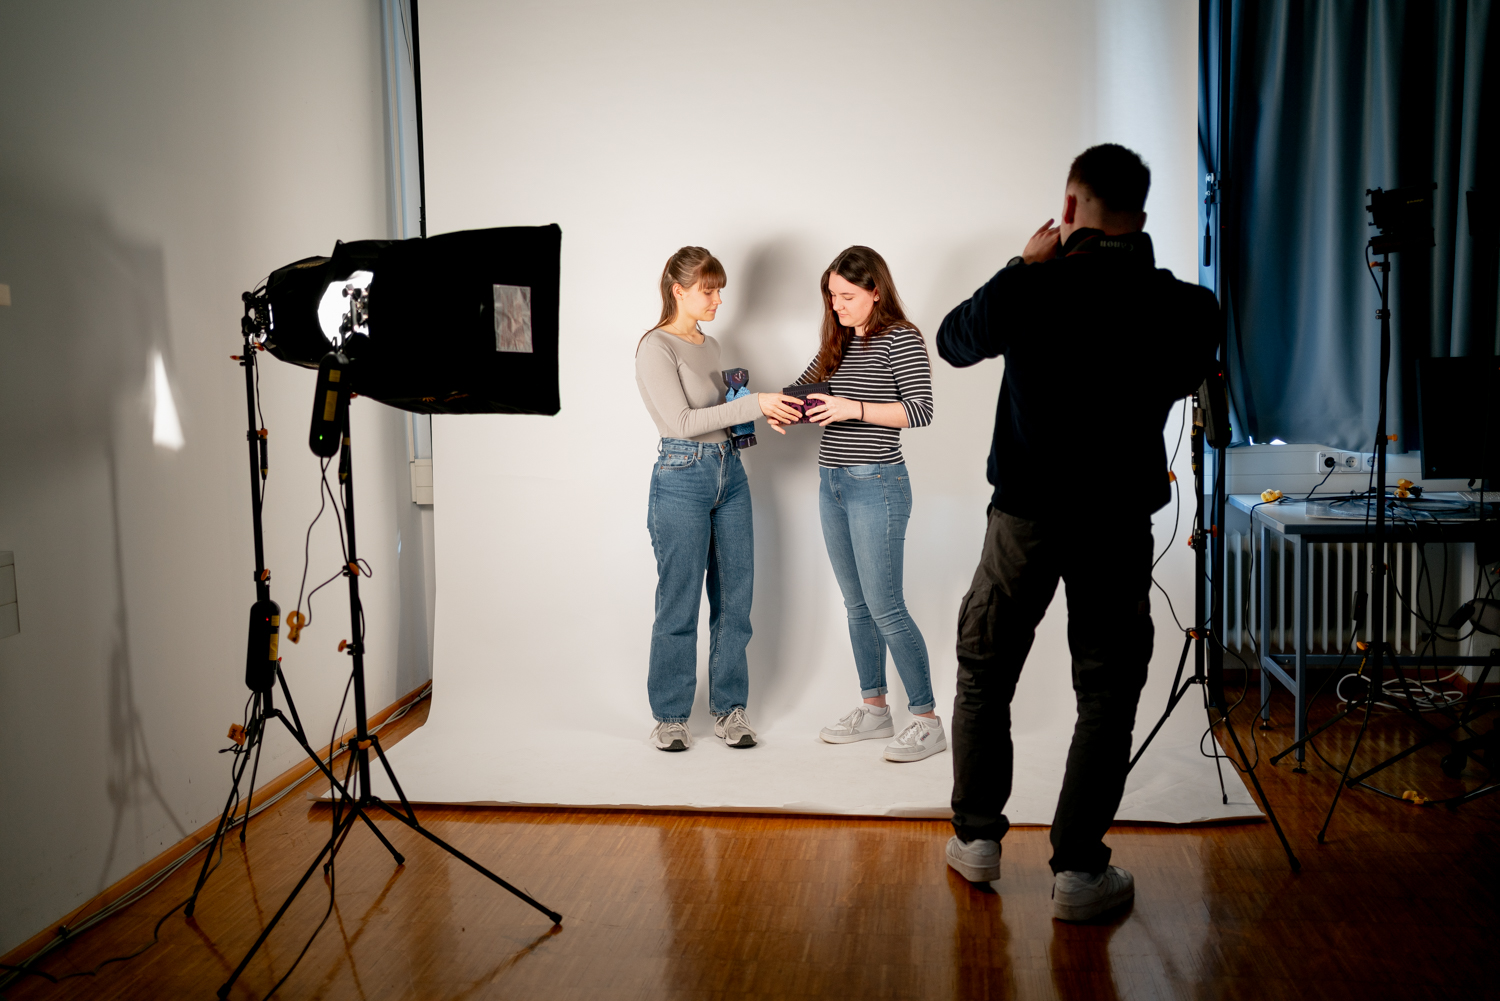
[936,229,1220,519]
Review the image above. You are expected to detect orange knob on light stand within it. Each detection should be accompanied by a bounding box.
[338,639,348,653]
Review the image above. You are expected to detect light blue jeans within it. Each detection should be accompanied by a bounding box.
[646,438,753,722]
[818,463,935,714]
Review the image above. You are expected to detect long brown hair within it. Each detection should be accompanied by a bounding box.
[808,246,919,382]
[638,246,726,350]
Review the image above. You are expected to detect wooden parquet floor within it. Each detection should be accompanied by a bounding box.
[4,682,1498,1001]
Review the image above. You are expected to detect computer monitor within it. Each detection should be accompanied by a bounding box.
[1416,356,1500,483]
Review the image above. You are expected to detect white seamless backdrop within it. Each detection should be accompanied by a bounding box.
[371,0,1261,822]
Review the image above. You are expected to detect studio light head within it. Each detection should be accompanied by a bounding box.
[251,224,561,416]
[1365,184,1436,254]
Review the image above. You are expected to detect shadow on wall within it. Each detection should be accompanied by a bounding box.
[713,237,832,723]
[0,178,188,892]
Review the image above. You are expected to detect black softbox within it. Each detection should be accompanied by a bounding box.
[262,224,560,415]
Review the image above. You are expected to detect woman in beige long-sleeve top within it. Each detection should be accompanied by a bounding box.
[634,246,800,753]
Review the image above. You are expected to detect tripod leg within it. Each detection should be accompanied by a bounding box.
[1128,633,1195,773]
[1269,700,1359,765]
[1201,686,1229,805]
[216,807,358,1000]
[325,803,359,871]
[1445,781,1500,811]
[239,721,267,845]
[350,805,405,865]
[343,744,406,866]
[277,662,310,739]
[370,798,562,925]
[268,710,404,865]
[1316,700,1375,845]
[1345,721,1457,785]
[185,722,258,918]
[1219,707,1300,871]
[369,733,418,822]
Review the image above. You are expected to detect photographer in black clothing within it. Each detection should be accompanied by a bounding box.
[934,144,1219,922]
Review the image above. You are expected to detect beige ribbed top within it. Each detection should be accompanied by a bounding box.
[635,328,761,443]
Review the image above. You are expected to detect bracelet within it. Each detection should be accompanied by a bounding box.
[859,401,865,421]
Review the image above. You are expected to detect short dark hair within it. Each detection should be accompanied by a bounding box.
[1067,144,1151,214]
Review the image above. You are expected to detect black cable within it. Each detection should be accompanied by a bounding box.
[1301,464,1336,504]
[0,700,257,988]
[295,456,333,621]
[255,673,358,1000]
[0,899,192,987]
[1200,631,1265,773]
[301,568,346,632]
[322,464,350,564]
[0,685,432,993]
[260,754,355,1001]
[1154,576,1186,632]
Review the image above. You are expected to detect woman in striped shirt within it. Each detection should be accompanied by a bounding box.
[776,246,942,762]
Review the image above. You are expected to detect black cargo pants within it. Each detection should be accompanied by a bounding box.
[950,506,1154,875]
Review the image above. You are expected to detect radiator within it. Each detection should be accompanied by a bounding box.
[1220,532,1452,658]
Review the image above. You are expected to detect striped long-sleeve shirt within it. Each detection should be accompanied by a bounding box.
[794,326,934,467]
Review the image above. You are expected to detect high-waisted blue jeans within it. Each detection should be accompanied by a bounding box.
[819,463,934,714]
[646,438,753,722]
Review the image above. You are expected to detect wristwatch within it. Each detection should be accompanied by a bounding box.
[1006,255,1026,269]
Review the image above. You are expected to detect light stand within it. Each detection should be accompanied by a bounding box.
[1126,380,1300,871]
[1270,185,1437,842]
[213,295,561,1001]
[184,296,405,920]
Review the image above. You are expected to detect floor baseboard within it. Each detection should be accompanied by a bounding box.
[0,681,433,972]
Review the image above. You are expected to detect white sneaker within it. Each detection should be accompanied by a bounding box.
[714,706,757,748]
[650,720,693,752]
[1052,866,1135,922]
[819,704,895,744]
[884,716,947,762]
[946,835,1000,882]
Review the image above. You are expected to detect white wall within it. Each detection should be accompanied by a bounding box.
[421,0,1203,734]
[0,1,422,955]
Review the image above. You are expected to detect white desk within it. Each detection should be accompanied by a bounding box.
[1229,494,1497,764]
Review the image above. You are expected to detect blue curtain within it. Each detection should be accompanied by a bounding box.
[1200,0,1500,452]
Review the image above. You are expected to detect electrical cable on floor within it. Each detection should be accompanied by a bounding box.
[0,683,432,993]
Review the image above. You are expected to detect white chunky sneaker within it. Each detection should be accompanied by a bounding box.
[714,706,757,748]
[650,720,693,752]
[819,704,895,744]
[1052,866,1135,922]
[946,836,1000,882]
[883,716,947,762]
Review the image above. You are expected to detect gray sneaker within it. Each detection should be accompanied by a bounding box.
[714,707,757,748]
[819,704,896,744]
[946,835,1000,882]
[883,716,947,762]
[1052,866,1135,922]
[650,720,693,751]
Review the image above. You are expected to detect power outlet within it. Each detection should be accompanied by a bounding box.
[1315,450,1362,473]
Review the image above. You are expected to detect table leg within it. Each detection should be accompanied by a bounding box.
[1259,521,1271,724]
[1293,536,1308,766]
